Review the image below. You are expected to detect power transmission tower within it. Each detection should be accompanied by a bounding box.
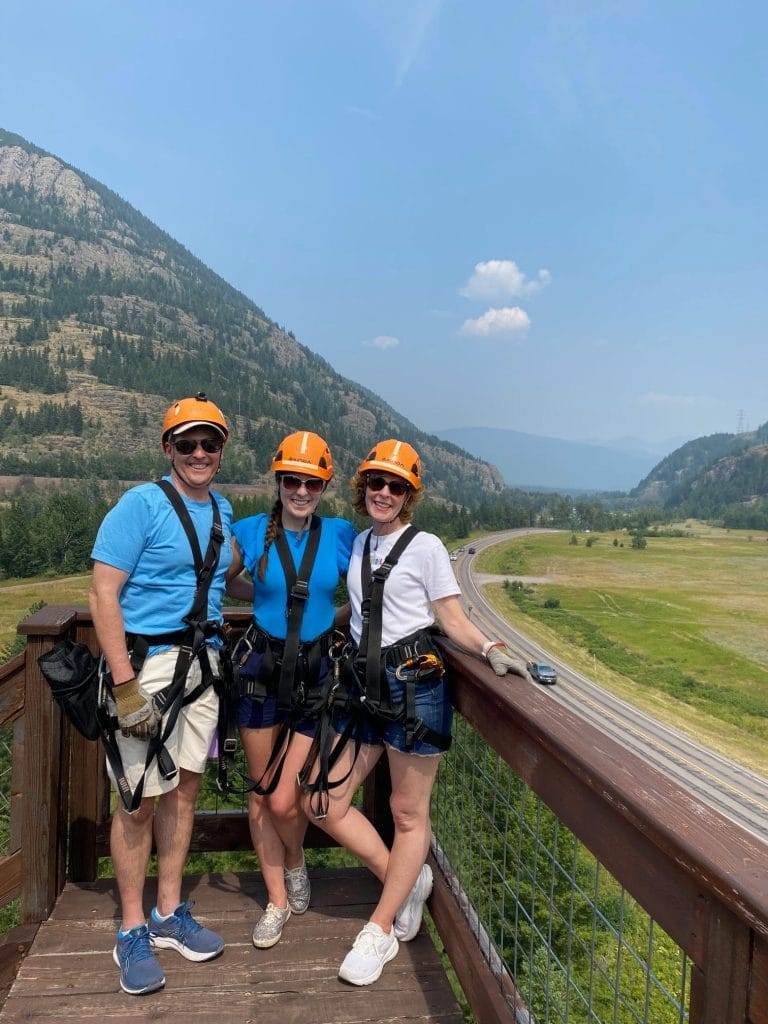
[737,408,745,434]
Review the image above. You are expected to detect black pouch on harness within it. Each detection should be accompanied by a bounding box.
[37,640,101,741]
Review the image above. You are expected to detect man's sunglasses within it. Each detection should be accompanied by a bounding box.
[365,474,410,497]
[280,474,325,495]
[172,437,224,455]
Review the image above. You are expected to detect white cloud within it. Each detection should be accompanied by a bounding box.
[363,334,400,350]
[461,307,531,337]
[394,0,444,88]
[637,392,703,407]
[346,105,380,121]
[461,260,551,301]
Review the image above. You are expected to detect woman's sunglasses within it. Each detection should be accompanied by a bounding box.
[172,437,224,455]
[365,474,410,497]
[280,474,325,495]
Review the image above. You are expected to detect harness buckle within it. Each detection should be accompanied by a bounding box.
[211,523,225,544]
[291,580,310,601]
[373,564,394,581]
[222,738,238,755]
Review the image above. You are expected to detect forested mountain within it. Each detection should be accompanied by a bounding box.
[632,420,768,527]
[0,129,501,501]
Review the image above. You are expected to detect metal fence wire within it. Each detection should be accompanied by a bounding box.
[0,721,14,857]
[431,716,691,1024]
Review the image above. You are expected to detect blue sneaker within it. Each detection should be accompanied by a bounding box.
[113,924,166,995]
[149,900,224,962]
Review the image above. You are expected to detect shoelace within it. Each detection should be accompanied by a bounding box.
[171,900,203,942]
[284,861,307,880]
[260,903,288,926]
[122,927,155,964]
[353,925,387,957]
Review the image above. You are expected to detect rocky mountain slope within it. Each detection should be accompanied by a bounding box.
[632,420,768,516]
[0,129,502,501]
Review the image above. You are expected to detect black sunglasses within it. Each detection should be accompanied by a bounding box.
[365,474,410,497]
[172,437,224,455]
[280,474,325,495]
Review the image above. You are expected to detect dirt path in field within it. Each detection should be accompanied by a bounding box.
[0,574,90,592]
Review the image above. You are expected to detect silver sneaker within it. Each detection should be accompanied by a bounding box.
[252,902,291,948]
[393,863,433,941]
[284,854,311,915]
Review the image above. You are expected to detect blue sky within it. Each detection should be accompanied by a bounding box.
[2,0,766,444]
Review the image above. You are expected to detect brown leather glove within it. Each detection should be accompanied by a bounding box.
[486,646,532,681]
[112,677,162,740]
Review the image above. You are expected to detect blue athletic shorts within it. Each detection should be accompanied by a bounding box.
[237,694,316,737]
[236,650,331,739]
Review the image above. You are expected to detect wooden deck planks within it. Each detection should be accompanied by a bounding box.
[0,869,463,1024]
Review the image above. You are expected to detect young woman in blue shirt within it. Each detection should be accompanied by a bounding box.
[227,431,355,949]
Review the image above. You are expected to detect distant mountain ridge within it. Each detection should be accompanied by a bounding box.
[0,128,501,500]
[435,426,662,492]
[632,420,768,520]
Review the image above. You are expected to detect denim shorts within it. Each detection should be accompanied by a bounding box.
[235,650,330,739]
[338,667,453,756]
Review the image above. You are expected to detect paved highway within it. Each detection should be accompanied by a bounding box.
[454,529,768,843]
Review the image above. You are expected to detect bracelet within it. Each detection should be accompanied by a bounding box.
[482,640,505,659]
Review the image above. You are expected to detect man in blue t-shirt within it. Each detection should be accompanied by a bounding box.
[89,393,241,996]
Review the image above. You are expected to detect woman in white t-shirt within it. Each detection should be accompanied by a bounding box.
[303,439,530,986]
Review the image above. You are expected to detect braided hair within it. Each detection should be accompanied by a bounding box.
[258,496,283,582]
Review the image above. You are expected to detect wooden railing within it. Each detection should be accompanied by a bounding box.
[1,605,767,1023]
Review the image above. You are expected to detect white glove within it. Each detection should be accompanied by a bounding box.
[485,644,531,681]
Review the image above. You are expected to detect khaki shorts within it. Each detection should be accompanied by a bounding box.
[107,648,220,799]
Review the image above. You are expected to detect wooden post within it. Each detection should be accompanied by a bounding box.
[18,607,77,923]
[689,901,752,1024]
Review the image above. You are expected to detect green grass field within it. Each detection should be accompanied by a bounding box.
[0,574,91,653]
[477,524,768,773]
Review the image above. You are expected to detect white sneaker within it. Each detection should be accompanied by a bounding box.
[338,922,399,986]
[394,863,433,941]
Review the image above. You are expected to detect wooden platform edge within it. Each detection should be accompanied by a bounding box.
[0,923,38,1010]
[427,851,521,1024]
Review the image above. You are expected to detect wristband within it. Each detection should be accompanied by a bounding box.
[482,640,505,659]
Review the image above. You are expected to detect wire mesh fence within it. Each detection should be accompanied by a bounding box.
[431,715,691,1024]
[0,719,22,934]
[0,721,13,857]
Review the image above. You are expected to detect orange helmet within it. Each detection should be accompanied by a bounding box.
[271,431,334,481]
[161,393,229,442]
[358,439,422,490]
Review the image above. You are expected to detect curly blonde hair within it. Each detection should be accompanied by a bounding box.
[350,471,422,524]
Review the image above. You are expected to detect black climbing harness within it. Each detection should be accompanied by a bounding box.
[300,525,451,819]
[220,515,335,798]
[99,478,229,814]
